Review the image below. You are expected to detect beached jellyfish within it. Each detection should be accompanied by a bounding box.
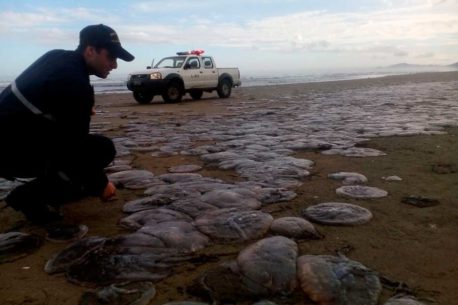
[122,194,180,213]
[45,236,107,274]
[253,187,297,204]
[0,232,42,264]
[328,172,368,185]
[157,173,203,184]
[111,232,165,248]
[270,217,322,239]
[46,235,193,286]
[195,208,273,241]
[201,188,262,210]
[105,164,133,173]
[194,237,298,302]
[322,147,386,157]
[236,236,298,295]
[297,255,381,305]
[108,169,161,189]
[302,202,373,225]
[0,178,23,200]
[79,281,156,305]
[137,221,210,252]
[382,175,402,181]
[119,208,193,230]
[401,196,440,208]
[383,294,427,305]
[336,185,388,199]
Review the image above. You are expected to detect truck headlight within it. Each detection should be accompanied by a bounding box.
[150,72,162,80]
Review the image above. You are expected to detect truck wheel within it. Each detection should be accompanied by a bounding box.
[190,90,203,100]
[133,91,153,104]
[217,78,232,98]
[162,81,183,103]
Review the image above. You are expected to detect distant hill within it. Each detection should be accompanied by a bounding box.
[379,62,458,70]
[387,63,416,68]
[384,63,441,69]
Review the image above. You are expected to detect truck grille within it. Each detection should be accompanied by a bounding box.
[130,74,148,80]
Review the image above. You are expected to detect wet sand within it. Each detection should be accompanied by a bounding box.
[1,71,457,305]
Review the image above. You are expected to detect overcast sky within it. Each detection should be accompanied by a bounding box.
[0,0,457,79]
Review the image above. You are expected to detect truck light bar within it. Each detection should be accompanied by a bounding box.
[176,49,205,56]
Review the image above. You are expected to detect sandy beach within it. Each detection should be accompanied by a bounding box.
[1,71,457,305]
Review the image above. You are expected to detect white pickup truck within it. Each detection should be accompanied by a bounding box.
[127,51,241,104]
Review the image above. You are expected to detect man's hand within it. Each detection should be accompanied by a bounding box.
[101,181,116,201]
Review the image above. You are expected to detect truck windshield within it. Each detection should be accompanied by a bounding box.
[154,56,186,68]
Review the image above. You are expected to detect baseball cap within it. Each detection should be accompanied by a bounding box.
[79,24,134,62]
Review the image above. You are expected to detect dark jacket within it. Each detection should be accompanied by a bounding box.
[0,49,94,147]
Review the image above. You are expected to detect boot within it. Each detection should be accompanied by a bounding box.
[6,178,65,224]
[45,223,88,243]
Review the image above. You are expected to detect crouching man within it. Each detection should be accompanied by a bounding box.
[0,24,134,233]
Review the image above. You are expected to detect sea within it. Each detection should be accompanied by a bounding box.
[0,68,455,95]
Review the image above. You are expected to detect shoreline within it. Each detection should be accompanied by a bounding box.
[1,70,457,305]
[98,70,458,94]
[95,70,458,102]
[3,70,456,95]
[238,70,458,92]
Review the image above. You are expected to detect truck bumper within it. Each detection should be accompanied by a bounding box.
[126,78,167,94]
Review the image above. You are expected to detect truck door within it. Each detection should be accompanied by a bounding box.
[182,56,201,89]
[200,56,218,88]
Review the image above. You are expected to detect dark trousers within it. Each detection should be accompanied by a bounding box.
[0,134,115,222]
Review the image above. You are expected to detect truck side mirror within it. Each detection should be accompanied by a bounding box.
[183,63,191,70]
[146,66,151,69]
